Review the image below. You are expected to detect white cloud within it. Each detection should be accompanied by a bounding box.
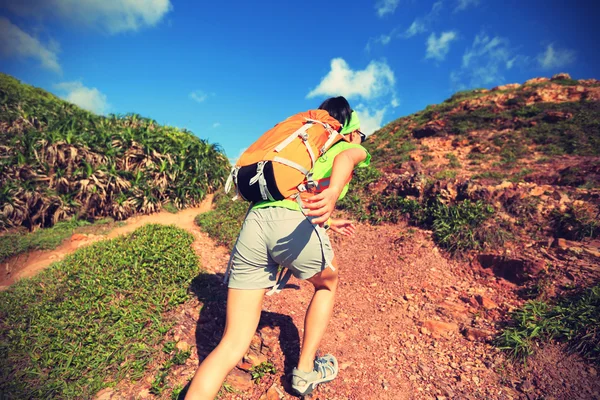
[451,32,528,89]
[404,20,427,38]
[455,0,480,12]
[0,17,61,73]
[366,1,442,50]
[537,44,576,70]
[212,122,221,128]
[354,104,386,136]
[375,0,400,17]
[189,90,208,103]
[425,31,458,61]
[54,81,109,114]
[3,0,172,34]
[307,58,396,100]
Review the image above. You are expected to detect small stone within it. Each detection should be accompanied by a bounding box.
[259,383,284,400]
[176,340,190,352]
[589,367,597,376]
[475,295,498,310]
[421,327,430,335]
[404,294,415,300]
[422,320,459,335]
[463,328,493,341]
[225,369,254,392]
[243,351,268,368]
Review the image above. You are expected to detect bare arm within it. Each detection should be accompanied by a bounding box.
[303,147,367,225]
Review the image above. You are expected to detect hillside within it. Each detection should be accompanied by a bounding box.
[345,73,599,264]
[0,73,229,230]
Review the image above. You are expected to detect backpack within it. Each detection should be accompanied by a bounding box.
[225,110,348,203]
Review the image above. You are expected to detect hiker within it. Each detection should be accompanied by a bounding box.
[185,96,371,399]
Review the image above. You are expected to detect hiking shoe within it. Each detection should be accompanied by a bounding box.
[291,354,338,396]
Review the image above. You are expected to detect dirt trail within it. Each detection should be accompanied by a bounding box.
[0,195,214,289]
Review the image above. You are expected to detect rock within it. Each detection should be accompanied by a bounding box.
[525,77,549,85]
[477,254,545,284]
[413,120,446,138]
[94,388,115,400]
[543,111,572,123]
[422,320,459,335]
[225,369,254,392]
[493,83,521,91]
[259,383,284,400]
[176,340,190,352]
[475,295,498,310]
[551,72,572,81]
[243,351,268,368]
[463,328,493,341]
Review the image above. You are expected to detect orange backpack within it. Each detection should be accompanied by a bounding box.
[225,110,349,203]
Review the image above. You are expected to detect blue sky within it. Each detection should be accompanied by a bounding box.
[1,0,599,161]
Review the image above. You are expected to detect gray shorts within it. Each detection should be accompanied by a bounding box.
[227,207,334,290]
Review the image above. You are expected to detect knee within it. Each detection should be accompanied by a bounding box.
[309,268,338,291]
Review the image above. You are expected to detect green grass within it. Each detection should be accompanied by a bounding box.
[445,153,461,168]
[249,361,276,384]
[150,348,192,395]
[497,285,600,363]
[162,202,179,214]
[0,224,199,399]
[435,170,458,180]
[522,101,600,156]
[0,217,91,262]
[195,192,249,250]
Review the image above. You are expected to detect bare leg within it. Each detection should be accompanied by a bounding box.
[297,259,339,372]
[185,288,265,400]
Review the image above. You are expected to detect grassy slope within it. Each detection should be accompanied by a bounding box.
[0,224,199,399]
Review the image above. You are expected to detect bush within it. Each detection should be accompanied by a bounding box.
[430,200,504,254]
[497,285,600,363]
[0,224,199,399]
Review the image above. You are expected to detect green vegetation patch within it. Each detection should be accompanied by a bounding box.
[520,101,600,156]
[364,192,505,255]
[196,192,248,250]
[0,224,199,399]
[497,285,600,363]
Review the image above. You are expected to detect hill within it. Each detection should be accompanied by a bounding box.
[0,73,229,230]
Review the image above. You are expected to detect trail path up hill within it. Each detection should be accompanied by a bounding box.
[3,197,597,399]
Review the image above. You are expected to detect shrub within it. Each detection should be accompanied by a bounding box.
[497,285,600,363]
[445,153,461,168]
[430,200,503,254]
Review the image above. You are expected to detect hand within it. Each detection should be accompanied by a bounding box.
[329,219,356,237]
[303,186,341,225]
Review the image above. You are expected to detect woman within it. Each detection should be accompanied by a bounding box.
[185,96,370,399]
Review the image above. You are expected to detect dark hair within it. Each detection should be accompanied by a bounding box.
[318,96,352,128]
